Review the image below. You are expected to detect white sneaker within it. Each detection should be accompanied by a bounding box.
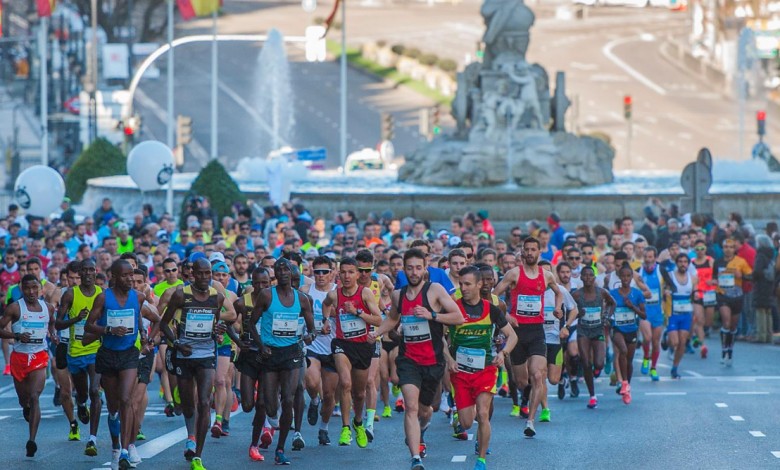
[439,392,450,414]
[128,444,142,464]
[111,449,120,470]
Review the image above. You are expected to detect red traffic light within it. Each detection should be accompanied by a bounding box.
[123,126,134,136]
[624,95,632,105]
[757,110,766,121]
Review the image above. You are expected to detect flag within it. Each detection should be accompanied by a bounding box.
[176,0,222,21]
[321,0,341,38]
[37,0,56,17]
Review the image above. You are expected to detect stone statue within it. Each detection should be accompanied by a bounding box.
[481,0,535,66]
[452,62,482,139]
[504,62,544,129]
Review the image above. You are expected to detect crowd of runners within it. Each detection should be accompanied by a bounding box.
[0,195,775,470]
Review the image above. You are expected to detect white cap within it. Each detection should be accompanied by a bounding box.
[208,252,226,263]
[305,248,319,259]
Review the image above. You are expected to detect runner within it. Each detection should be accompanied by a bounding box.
[56,259,103,456]
[321,257,383,449]
[665,254,697,379]
[0,274,56,457]
[249,257,315,465]
[493,237,563,438]
[445,266,517,470]
[211,261,239,439]
[571,267,616,409]
[638,247,669,382]
[555,261,582,399]
[160,257,233,470]
[609,264,647,405]
[713,238,752,366]
[371,248,462,470]
[84,259,156,469]
[51,261,79,442]
[691,239,714,358]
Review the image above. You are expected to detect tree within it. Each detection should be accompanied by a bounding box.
[65,137,126,203]
[72,0,168,43]
[180,160,243,229]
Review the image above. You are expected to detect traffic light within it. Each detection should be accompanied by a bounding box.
[177,115,192,146]
[757,110,766,136]
[381,113,394,141]
[432,105,441,135]
[623,95,632,120]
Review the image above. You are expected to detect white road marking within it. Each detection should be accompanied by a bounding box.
[644,392,687,396]
[749,431,766,437]
[570,62,599,71]
[602,36,667,95]
[730,416,745,422]
[452,455,468,463]
[0,416,8,421]
[715,403,728,408]
[727,391,769,395]
[772,451,780,458]
[685,370,704,378]
[717,377,757,382]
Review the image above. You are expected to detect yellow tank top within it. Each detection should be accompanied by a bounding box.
[68,285,103,357]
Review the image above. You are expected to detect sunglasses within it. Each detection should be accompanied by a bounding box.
[569,256,581,261]
[164,268,178,273]
[511,233,521,237]
[582,252,593,255]
[695,246,706,251]
[313,269,331,275]
[358,267,373,273]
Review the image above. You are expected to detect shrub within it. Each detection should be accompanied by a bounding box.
[404,47,421,59]
[377,40,387,48]
[437,58,457,72]
[180,160,244,229]
[313,16,325,25]
[419,53,439,66]
[391,44,405,55]
[64,137,126,203]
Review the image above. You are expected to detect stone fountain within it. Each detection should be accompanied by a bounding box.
[399,0,614,188]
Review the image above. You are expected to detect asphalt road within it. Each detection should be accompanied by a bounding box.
[1,340,779,469]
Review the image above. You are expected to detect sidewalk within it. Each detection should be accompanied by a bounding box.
[0,82,44,194]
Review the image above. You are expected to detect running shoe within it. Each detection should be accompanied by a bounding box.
[307,400,319,426]
[616,383,622,395]
[539,408,551,422]
[520,406,530,419]
[260,427,275,449]
[118,450,132,470]
[221,421,230,436]
[85,439,98,457]
[419,443,427,459]
[53,386,61,407]
[69,422,80,441]
[382,405,392,418]
[473,459,487,470]
[339,426,352,446]
[641,359,650,375]
[671,367,681,379]
[274,449,291,465]
[136,429,146,441]
[26,440,37,458]
[609,372,617,387]
[604,348,613,374]
[3,364,10,375]
[510,405,520,417]
[498,384,509,397]
[622,390,632,405]
[692,336,701,347]
[210,421,222,439]
[523,420,536,438]
[190,457,206,470]
[233,386,242,404]
[593,368,602,378]
[452,422,468,440]
[318,429,331,446]
[111,449,120,470]
[587,397,598,409]
[725,355,733,367]
[184,439,196,461]
[395,397,405,412]
[557,380,565,400]
[686,341,695,354]
[701,345,708,359]
[292,431,305,451]
[77,403,90,424]
[249,446,264,462]
[333,404,342,417]
[650,368,659,382]
[366,424,374,443]
[392,384,401,397]
[231,392,239,413]
[353,419,368,448]
[164,403,175,418]
[410,457,425,470]
[128,444,142,465]
[570,379,580,398]
[474,440,491,455]
[619,380,628,396]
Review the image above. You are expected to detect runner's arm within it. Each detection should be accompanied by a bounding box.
[248,289,271,350]
[492,268,517,297]
[360,287,383,327]
[55,288,78,330]
[429,283,465,326]
[0,302,20,338]
[300,293,316,335]
[633,273,652,298]
[82,292,106,344]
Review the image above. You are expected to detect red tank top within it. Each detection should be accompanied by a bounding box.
[335,287,370,342]
[694,257,715,299]
[510,266,546,324]
[399,283,442,366]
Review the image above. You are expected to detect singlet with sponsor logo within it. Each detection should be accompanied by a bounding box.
[68,285,103,357]
[450,298,494,373]
[639,264,663,318]
[670,271,694,315]
[399,282,443,366]
[259,286,302,349]
[176,285,219,359]
[12,298,49,354]
[510,266,546,325]
[308,285,335,355]
[97,288,140,351]
[334,287,370,342]
[693,257,716,303]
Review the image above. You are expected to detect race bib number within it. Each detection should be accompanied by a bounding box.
[21,321,46,344]
[718,273,735,288]
[401,315,432,343]
[456,346,486,373]
[271,312,299,338]
[184,312,214,339]
[614,307,636,327]
[314,313,324,332]
[60,325,70,343]
[672,296,693,314]
[516,295,542,317]
[703,291,716,306]
[582,307,602,326]
[107,309,135,335]
[74,320,86,341]
[543,306,556,325]
[647,289,660,305]
[339,314,367,339]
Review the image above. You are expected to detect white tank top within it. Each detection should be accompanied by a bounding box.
[308,285,336,356]
[12,298,49,354]
[670,271,695,315]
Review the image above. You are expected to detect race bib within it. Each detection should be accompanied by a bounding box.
[647,289,660,305]
[456,346,486,373]
[339,313,366,339]
[703,290,716,306]
[614,307,636,327]
[60,325,70,343]
[73,320,86,341]
[582,307,602,326]
[401,315,432,343]
[271,312,299,338]
[672,296,693,314]
[107,309,135,335]
[718,273,735,288]
[184,312,213,339]
[543,306,556,325]
[516,295,542,317]
[314,313,324,332]
[21,321,46,344]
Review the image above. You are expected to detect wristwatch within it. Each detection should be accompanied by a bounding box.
[431,311,438,321]
[105,326,112,335]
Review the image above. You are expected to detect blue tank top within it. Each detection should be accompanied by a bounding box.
[260,287,301,348]
[609,287,645,334]
[97,289,140,351]
[639,265,662,318]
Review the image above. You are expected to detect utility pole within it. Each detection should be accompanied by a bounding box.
[624,95,632,169]
[339,0,347,173]
[39,15,48,165]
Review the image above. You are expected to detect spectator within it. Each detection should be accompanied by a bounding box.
[752,234,776,343]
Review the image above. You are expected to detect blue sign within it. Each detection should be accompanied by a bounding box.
[295,147,327,161]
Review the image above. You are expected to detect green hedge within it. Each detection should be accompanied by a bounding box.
[180,160,243,229]
[65,137,126,203]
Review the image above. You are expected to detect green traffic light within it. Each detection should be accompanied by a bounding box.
[433,126,441,135]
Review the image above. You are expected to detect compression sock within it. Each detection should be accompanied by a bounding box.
[569,355,581,379]
[366,409,376,424]
[522,385,531,405]
[215,414,223,424]
[651,348,660,369]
